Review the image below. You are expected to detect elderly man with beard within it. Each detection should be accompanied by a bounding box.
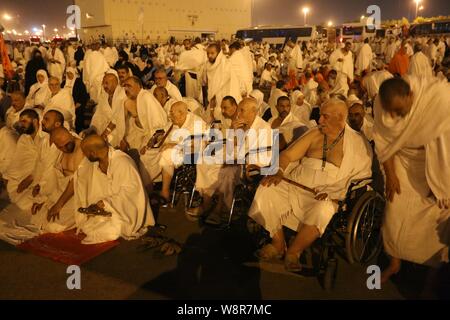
[44,77,76,130]
[122,76,169,193]
[88,73,127,148]
[149,68,182,102]
[205,42,241,122]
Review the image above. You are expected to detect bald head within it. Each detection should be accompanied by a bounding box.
[170,101,189,127]
[322,98,348,119]
[42,110,64,133]
[348,103,365,132]
[153,86,169,107]
[237,97,258,128]
[239,97,258,112]
[51,127,77,153]
[318,98,348,135]
[171,101,189,113]
[379,77,413,118]
[103,73,119,95]
[81,134,108,152]
[81,134,109,162]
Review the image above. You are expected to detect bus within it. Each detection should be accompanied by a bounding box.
[30,36,41,44]
[409,20,450,37]
[336,22,377,43]
[235,25,322,46]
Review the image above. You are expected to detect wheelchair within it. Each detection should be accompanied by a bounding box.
[232,158,385,290]
[169,134,205,209]
[169,128,226,210]
[311,178,385,290]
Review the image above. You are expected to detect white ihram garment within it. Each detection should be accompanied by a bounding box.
[249,126,372,236]
[90,85,127,148]
[74,148,155,244]
[373,76,450,266]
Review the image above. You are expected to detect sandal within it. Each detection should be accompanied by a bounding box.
[149,192,170,208]
[255,244,285,261]
[284,252,302,272]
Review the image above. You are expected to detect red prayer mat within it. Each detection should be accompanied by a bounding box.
[17,229,120,265]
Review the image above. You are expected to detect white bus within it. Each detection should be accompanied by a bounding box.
[336,22,377,43]
[235,25,325,46]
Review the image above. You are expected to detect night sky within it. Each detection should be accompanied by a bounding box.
[1,0,449,33]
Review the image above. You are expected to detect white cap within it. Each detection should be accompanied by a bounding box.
[346,94,363,108]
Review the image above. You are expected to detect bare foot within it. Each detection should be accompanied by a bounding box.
[159,190,171,205]
[381,258,401,284]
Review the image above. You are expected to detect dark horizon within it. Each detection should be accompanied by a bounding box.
[1,0,449,34]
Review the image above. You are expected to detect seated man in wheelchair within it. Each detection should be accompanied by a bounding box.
[192,97,273,224]
[187,96,240,221]
[248,98,373,272]
[158,101,207,204]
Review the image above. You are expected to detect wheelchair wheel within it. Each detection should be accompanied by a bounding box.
[345,191,384,264]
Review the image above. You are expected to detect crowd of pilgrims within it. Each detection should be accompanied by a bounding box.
[0,33,449,283]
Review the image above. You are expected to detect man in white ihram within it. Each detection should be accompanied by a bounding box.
[89,72,127,148]
[75,134,155,244]
[205,42,242,122]
[373,76,450,283]
[329,41,354,83]
[249,98,372,272]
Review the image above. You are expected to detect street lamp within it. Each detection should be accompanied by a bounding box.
[414,0,422,19]
[302,7,310,26]
[2,13,12,21]
[327,21,333,27]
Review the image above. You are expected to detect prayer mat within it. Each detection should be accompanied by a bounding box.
[17,229,119,265]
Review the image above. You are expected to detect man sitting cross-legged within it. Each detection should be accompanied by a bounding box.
[74,134,155,244]
[249,98,372,272]
[0,126,83,244]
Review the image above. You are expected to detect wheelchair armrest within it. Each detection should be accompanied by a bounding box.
[348,177,372,192]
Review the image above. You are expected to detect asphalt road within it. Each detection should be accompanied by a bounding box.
[0,197,446,300]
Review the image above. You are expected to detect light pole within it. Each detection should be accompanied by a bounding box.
[2,13,12,21]
[302,7,310,26]
[251,0,258,27]
[414,0,422,19]
[42,24,46,41]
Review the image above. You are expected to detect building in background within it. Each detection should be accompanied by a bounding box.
[75,0,252,44]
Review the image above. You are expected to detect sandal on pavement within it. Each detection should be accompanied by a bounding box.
[284,252,302,272]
